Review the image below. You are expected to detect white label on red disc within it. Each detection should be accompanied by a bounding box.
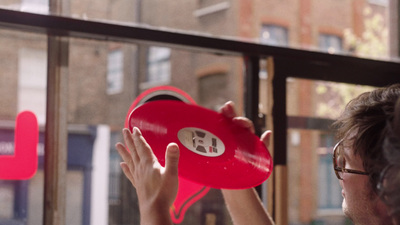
[177,127,225,157]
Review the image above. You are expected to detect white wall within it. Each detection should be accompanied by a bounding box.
[90,125,110,225]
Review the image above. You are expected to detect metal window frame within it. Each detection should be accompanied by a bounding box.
[1,8,400,225]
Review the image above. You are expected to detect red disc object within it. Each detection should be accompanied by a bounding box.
[129,100,273,189]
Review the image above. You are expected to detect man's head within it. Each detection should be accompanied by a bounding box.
[333,83,400,224]
[378,98,400,224]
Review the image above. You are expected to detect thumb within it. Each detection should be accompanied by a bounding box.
[165,143,180,176]
[260,130,272,148]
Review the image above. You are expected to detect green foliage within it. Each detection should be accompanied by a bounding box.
[315,81,373,119]
[315,7,387,119]
[343,7,388,59]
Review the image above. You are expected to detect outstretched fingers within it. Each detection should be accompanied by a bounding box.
[120,161,135,185]
[260,130,272,148]
[131,127,157,163]
[121,128,140,164]
[165,143,180,177]
[232,117,256,134]
[220,101,272,150]
[219,101,237,119]
[220,101,256,133]
[116,127,158,187]
[115,142,136,185]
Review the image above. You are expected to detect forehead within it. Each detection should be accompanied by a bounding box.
[341,139,364,166]
[340,141,352,157]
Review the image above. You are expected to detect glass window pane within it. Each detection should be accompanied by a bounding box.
[107,49,124,95]
[284,78,374,224]
[0,3,398,225]
[65,36,245,224]
[0,30,47,224]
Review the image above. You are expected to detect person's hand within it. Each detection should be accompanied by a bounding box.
[115,127,179,224]
[219,101,275,225]
[219,101,271,148]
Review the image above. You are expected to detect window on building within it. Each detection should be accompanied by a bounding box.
[317,134,342,210]
[108,132,121,205]
[199,73,228,110]
[0,183,14,220]
[107,49,124,95]
[21,0,49,14]
[368,0,389,6]
[147,47,171,84]
[260,25,289,47]
[319,34,343,54]
[259,25,288,80]
[18,48,47,125]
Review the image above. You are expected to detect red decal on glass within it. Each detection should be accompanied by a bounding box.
[0,111,38,180]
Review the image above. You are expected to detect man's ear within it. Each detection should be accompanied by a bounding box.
[375,197,393,224]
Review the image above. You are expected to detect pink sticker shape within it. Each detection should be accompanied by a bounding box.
[170,177,210,224]
[0,111,38,180]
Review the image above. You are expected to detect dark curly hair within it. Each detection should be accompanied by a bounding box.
[378,97,400,223]
[333,83,400,194]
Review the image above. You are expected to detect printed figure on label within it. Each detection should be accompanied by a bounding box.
[178,127,225,157]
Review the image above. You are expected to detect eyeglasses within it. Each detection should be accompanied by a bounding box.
[332,139,369,180]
